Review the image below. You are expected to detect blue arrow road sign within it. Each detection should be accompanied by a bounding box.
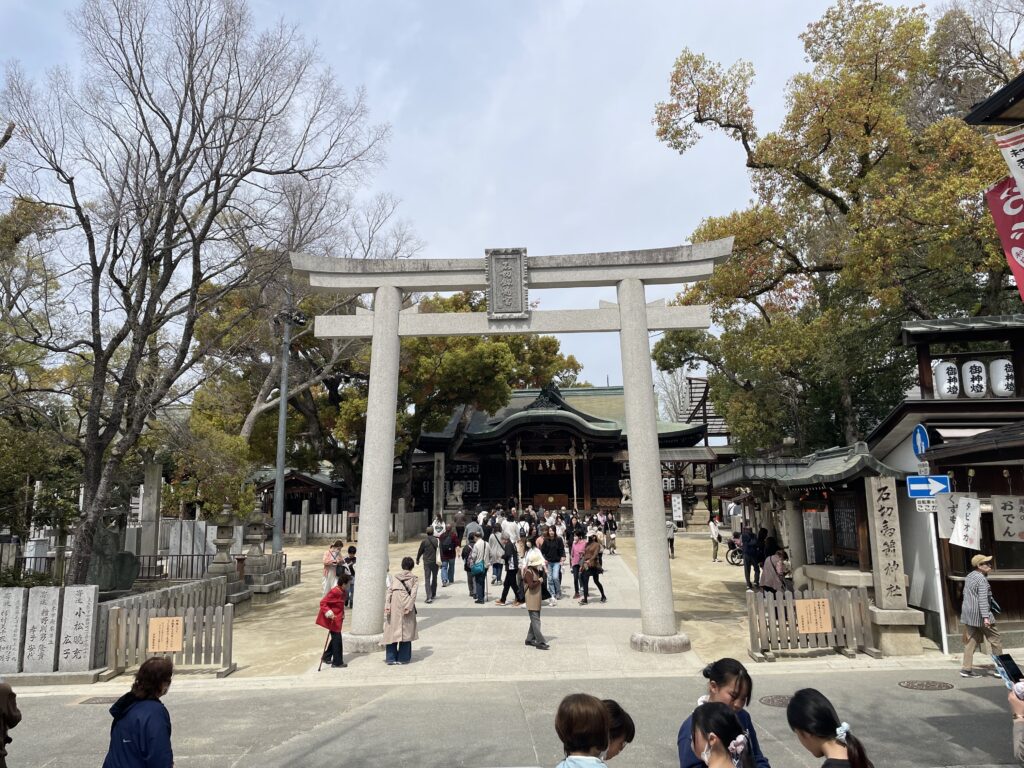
[912,424,930,459]
[907,475,951,498]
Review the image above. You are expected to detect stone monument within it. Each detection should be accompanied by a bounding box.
[206,506,251,611]
[292,238,733,653]
[23,587,61,673]
[57,585,98,672]
[86,522,120,591]
[0,588,27,673]
[445,482,465,508]
[242,512,282,605]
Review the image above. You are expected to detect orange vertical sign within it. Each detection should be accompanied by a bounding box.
[147,617,184,653]
[794,598,832,634]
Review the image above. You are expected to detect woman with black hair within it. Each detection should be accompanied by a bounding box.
[602,699,635,760]
[690,701,756,768]
[786,688,874,768]
[677,658,771,768]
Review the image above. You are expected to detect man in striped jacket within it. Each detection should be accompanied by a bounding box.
[961,553,1003,678]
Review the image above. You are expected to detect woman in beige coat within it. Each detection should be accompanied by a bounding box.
[382,556,419,665]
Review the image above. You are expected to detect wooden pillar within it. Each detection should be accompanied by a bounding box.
[916,343,934,399]
[505,457,514,510]
[583,458,592,512]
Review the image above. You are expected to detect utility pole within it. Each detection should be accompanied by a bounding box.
[272,310,307,554]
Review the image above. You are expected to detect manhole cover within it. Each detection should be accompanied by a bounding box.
[79,696,119,705]
[898,680,953,691]
[759,695,792,708]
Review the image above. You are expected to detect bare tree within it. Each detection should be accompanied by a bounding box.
[0,0,387,583]
[655,368,691,423]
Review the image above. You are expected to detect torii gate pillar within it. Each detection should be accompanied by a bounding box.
[292,239,733,653]
[617,278,682,648]
[353,285,402,645]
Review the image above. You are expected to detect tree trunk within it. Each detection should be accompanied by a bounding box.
[446,404,476,462]
[839,378,858,445]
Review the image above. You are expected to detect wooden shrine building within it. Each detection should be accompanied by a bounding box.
[414,383,711,514]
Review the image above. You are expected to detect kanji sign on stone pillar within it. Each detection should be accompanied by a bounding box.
[866,476,908,610]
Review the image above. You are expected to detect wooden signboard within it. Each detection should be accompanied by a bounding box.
[794,598,832,634]
[147,617,184,653]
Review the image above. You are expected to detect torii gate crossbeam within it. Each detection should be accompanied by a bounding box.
[290,237,732,654]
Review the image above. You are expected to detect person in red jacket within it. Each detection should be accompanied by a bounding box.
[317,572,350,668]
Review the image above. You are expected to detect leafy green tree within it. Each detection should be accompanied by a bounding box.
[652,0,1020,454]
[330,291,585,510]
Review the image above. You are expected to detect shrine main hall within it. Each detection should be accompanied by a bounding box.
[413,383,719,514]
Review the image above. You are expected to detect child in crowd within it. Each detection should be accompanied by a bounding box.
[554,693,610,768]
[786,688,874,768]
[343,545,357,608]
[690,701,755,768]
[602,699,634,760]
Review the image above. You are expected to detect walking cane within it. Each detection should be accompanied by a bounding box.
[317,630,331,672]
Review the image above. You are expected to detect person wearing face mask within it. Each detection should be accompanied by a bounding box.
[690,702,756,768]
[677,658,771,768]
[601,699,635,760]
[554,693,611,768]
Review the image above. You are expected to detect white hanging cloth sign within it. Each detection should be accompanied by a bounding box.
[996,125,1024,193]
[936,492,973,539]
[992,495,1024,542]
[949,496,981,550]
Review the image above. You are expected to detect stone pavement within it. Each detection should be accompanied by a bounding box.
[231,538,706,682]
[16,535,1024,767]
[227,534,949,683]
[16,668,1024,767]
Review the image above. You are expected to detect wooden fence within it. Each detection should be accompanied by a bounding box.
[95,577,227,668]
[287,511,347,536]
[106,603,236,678]
[746,587,881,662]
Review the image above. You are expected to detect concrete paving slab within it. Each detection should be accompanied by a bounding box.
[16,668,1024,767]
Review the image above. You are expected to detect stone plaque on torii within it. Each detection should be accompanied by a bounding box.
[291,237,733,653]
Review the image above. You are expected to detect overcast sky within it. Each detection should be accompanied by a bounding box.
[2,0,936,388]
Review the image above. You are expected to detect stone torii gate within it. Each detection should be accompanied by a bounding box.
[291,237,732,653]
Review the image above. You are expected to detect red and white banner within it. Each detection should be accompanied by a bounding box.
[985,176,1024,304]
[995,125,1024,192]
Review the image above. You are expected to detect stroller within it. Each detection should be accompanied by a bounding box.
[725,533,743,566]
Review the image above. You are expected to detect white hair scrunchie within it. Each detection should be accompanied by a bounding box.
[835,722,850,742]
[728,734,747,756]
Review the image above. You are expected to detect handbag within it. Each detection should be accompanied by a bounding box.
[470,559,486,575]
[399,578,417,615]
[990,595,1003,615]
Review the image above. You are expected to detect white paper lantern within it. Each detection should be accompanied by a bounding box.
[934,360,960,399]
[962,360,987,398]
[990,359,1015,397]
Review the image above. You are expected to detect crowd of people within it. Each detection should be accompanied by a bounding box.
[419,504,617,608]
[313,504,617,664]
[553,658,876,768]
[705,516,793,597]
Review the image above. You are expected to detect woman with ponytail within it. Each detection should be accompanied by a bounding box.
[690,702,756,768]
[786,688,874,768]
[677,658,771,768]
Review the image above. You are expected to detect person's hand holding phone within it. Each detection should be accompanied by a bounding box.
[1010,689,1024,719]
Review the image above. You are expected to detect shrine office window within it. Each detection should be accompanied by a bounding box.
[829,492,861,565]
